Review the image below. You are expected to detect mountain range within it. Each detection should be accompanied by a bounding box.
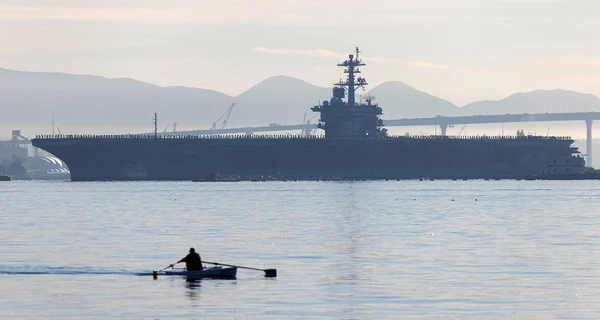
[1,67,600,135]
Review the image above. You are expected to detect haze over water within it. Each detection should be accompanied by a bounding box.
[1,180,599,319]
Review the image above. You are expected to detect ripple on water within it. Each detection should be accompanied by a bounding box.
[0,180,599,319]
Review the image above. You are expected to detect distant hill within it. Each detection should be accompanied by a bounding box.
[234,77,464,126]
[365,81,459,119]
[0,68,234,133]
[0,69,331,133]
[234,75,330,126]
[2,67,600,136]
[459,89,600,116]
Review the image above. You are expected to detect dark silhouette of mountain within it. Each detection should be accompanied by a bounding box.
[234,75,330,126]
[0,68,234,132]
[2,68,600,136]
[365,81,458,119]
[459,89,600,116]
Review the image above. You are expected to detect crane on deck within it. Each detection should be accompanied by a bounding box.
[457,124,468,136]
[210,103,236,130]
[301,113,319,136]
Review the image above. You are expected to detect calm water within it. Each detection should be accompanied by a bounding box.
[1,180,599,319]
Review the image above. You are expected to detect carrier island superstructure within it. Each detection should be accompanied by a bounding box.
[32,48,584,181]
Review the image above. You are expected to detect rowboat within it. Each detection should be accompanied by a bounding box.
[153,266,237,280]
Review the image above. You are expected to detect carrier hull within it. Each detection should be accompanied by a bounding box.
[31,135,579,181]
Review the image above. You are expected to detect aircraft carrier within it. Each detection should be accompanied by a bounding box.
[32,48,584,181]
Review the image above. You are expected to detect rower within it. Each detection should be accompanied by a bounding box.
[178,247,204,271]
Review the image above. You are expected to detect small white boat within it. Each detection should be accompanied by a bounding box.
[153,266,237,280]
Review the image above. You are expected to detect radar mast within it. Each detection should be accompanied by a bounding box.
[335,47,368,107]
[311,48,384,138]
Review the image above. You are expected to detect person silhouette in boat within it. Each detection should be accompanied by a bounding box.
[178,247,204,271]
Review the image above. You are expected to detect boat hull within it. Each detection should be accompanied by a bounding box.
[159,266,237,279]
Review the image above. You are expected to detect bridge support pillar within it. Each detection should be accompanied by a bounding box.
[439,124,448,136]
[586,119,593,167]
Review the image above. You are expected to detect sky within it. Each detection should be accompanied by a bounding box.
[1,0,599,106]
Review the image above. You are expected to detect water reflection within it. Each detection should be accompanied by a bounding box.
[185,279,201,300]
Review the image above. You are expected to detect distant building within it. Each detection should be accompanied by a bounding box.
[0,130,31,161]
[22,156,70,179]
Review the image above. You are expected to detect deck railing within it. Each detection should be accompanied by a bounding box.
[33,134,574,141]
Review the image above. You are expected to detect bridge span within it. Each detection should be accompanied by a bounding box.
[386,112,600,166]
[165,112,600,166]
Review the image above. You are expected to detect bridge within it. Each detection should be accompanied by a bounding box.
[164,112,600,165]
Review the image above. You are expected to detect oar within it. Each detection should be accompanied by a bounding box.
[163,262,177,270]
[204,261,277,277]
[153,262,178,279]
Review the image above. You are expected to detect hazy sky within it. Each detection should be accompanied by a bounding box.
[1,0,599,106]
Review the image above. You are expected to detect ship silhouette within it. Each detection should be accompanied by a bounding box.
[32,48,584,181]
